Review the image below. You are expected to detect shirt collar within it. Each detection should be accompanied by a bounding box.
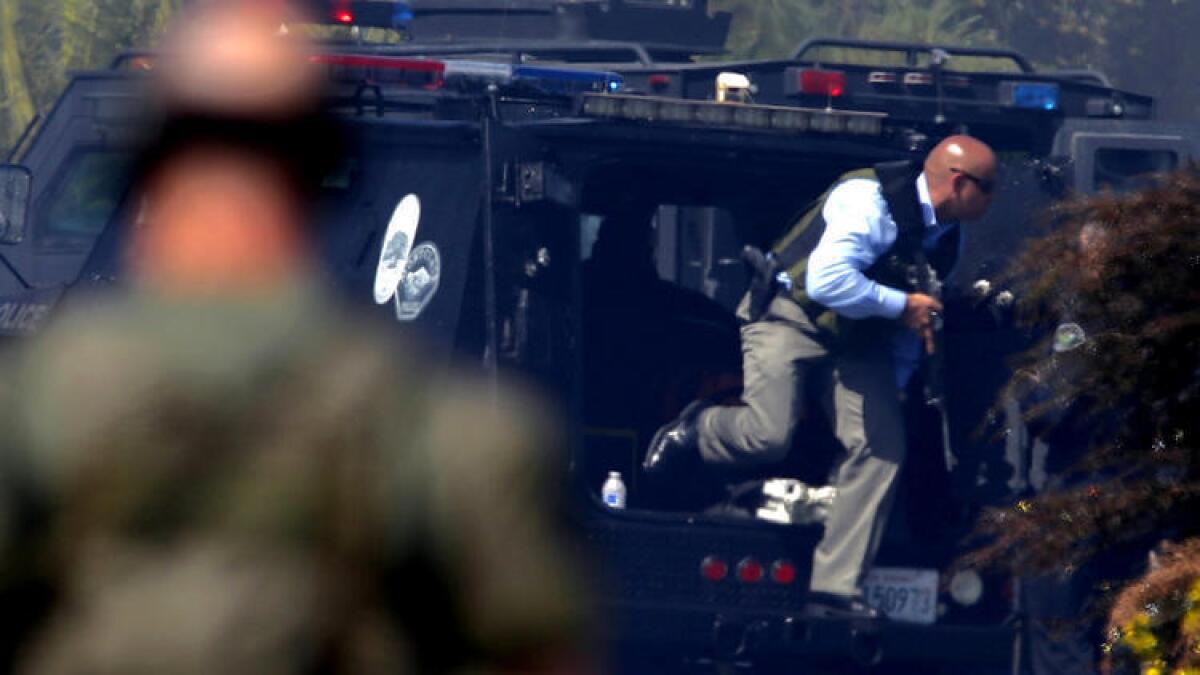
[916,172,939,228]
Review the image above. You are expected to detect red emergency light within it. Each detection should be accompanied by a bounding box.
[648,73,672,91]
[798,69,846,97]
[313,54,443,71]
[330,0,354,24]
[310,54,446,89]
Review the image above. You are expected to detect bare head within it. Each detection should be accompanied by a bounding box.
[924,135,998,223]
[156,0,319,119]
[128,1,337,294]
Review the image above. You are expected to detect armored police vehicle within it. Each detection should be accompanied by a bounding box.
[1,1,1196,672]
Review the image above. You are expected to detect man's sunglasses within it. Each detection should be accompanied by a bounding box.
[950,167,995,195]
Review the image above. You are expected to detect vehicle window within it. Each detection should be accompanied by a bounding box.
[1093,147,1178,193]
[36,151,133,251]
[580,202,745,509]
[579,213,604,260]
[580,204,743,308]
[671,206,745,311]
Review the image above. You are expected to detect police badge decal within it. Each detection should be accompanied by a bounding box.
[373,194,442,321]
[395,242,440,320]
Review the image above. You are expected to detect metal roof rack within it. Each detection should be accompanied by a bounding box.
[791,37,1035,74]
[1041,69,1113,88]
[354,39,677,65]
[108,37,717,72]
[286,0,728,62]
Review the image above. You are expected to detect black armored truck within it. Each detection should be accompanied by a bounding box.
[1,1,1196,672]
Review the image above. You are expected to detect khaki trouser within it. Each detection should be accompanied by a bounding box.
[698,295,906,597]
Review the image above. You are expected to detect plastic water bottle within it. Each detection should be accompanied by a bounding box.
[601,471,627,509]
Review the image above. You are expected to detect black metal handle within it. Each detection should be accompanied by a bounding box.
[790,37,1035,74]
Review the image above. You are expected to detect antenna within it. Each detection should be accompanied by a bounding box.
[930,47,950,125]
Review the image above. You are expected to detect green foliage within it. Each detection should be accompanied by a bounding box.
[1,1,1198,153]
[710,0,1198,121]
[970,0,1200,121]
[965,170,1200,577]
[710,0,998,61]
[854,0,995,46]
[0,0,183,158]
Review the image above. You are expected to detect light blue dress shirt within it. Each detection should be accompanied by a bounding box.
[805,173,958,387]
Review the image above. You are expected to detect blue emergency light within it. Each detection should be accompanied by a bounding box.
[512,65,623,96]
[391,2,413,27]
[444,61,623,96]
[1001,81,1060,111]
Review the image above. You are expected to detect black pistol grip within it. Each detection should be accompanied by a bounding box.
[742,245,779,323]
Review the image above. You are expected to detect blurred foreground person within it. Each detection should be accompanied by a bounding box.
[0,3,588,673]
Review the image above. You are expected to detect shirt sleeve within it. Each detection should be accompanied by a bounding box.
[805,179,909,320]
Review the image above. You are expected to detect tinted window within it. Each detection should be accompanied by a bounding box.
[37,151,133,250]
[580,202,745,508]
[1094,148,1178,193]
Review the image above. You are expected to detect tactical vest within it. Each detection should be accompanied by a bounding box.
[771,160,960,341]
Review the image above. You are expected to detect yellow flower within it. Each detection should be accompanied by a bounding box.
[1123,614,1160,659]
[1188,579,1200,605]
[1182,607,1200,636]
[1144,660,1168,675]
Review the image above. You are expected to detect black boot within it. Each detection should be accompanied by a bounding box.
[802,592,883,620]
[643,400,710,474]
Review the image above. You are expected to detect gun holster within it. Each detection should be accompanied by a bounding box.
[742,245,781,323]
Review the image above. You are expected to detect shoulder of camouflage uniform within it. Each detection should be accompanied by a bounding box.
[413,372,589,661]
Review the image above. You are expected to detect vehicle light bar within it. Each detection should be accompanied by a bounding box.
[715,72,753,103]
[311,54,445,89]
[512,65,623,95]
[580,93,885,136]
[1000,81,1060,111]
[902,72,971,88]
[443,60,513,80]
[1086,97,1126,118]
[442,61,622,95]
[647,73,673,91]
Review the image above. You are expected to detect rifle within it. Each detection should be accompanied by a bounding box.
[909,260,955,473]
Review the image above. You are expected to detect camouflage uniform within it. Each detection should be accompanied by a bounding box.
[0,282,587,674]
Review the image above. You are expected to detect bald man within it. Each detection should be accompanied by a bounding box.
[646,136,997,618]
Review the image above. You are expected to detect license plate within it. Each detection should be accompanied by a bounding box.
[862,567,938,624]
